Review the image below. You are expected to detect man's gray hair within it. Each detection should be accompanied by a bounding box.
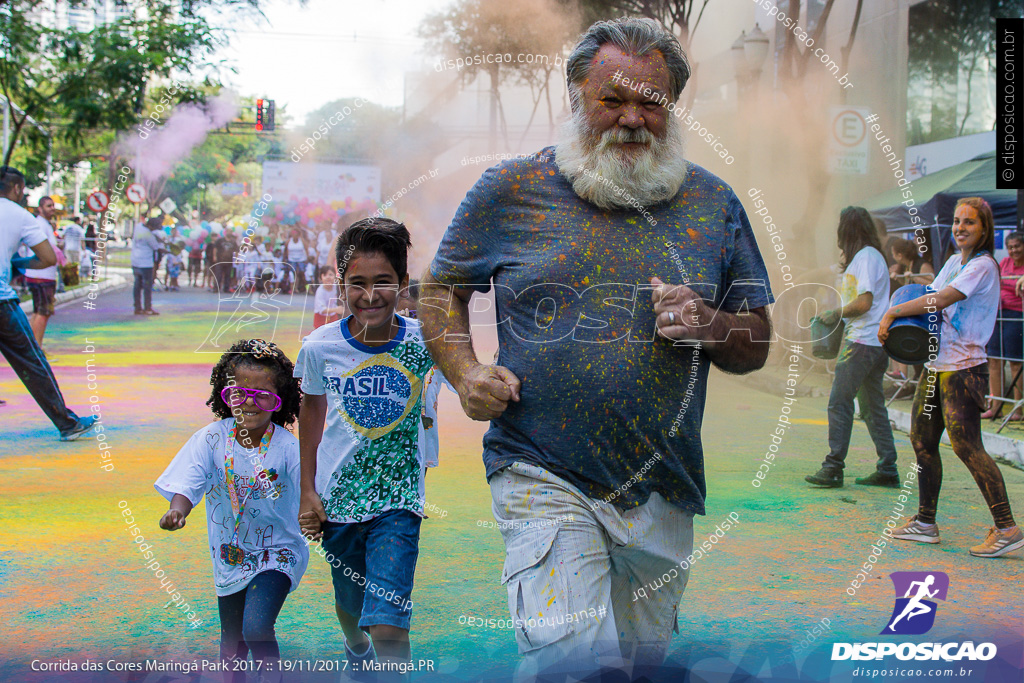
[565,17,691,110]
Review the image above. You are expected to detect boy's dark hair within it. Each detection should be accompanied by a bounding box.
[336,217,412,281]
[0,165,26,193]
[207,339,302,428]
[318,265,333,278]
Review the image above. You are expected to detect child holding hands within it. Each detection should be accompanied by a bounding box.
[156,339,309,681]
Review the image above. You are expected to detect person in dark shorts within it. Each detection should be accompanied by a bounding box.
[24,196,61,344]
[296,219,442,681]
[187,241,203,287]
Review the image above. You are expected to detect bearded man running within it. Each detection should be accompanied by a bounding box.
[421,16,774,681]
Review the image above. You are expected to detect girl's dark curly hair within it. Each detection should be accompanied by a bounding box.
[207,339,302,428]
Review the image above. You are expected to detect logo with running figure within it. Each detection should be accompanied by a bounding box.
[881,572,949,635]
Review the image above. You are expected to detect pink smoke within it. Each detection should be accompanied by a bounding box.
[124,92,239,182]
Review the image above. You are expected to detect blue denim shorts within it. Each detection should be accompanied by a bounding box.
[319,509,421,630]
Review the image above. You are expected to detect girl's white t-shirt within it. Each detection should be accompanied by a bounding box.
[927,253,1000,372]
[155,418,309,597]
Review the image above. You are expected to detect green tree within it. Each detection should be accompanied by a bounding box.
[0,0,300,184]
[289,97,450,209]
[156,94,281,222]
[907,0,1024,145]
[419,0,576,148]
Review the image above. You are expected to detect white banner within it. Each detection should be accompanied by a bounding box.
[261,161,381,204]
[904,131,996,181]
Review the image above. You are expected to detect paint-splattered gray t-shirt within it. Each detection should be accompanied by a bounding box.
[430,148,773,515]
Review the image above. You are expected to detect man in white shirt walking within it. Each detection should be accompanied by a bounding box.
[23,196,61,344]
[131,216,163,315]
[0,166,97,440]
[63,216,85,265]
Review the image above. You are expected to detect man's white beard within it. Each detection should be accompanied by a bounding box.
[555,108,688,211]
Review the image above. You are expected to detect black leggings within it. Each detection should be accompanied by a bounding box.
[910,365,1016,528]
[218,570,290,683]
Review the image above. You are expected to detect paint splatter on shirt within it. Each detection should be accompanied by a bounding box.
[840,246,889,347]
[430,147,773,515]
[928,254,999,372]
[294,315,438,522]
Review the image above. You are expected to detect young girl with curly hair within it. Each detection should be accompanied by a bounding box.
[155,339,308,681]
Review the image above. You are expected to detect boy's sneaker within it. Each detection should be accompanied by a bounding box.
[969,526,1024,558]
[855,471,900,488]
[892,515,940,544]
[345,639,377,683]
[805,467,843,488]
[60,415,99,441]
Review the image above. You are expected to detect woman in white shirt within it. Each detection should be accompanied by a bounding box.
[316,229,334,269]
[805,207,899,489]
[879,197,1022,558]
[284,228,308,293]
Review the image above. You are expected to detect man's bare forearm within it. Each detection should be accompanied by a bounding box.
[700,307,772,374]
[419,273,481,393]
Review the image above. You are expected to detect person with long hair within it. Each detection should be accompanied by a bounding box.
[879,197,1023,557]
[805,206,900,488]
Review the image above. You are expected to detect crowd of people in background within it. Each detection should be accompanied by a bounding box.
[125,216,353,333]
[6,192,348,329]
[145,222,340,298]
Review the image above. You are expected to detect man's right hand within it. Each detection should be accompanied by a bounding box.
[300,489,328,541]
[456,363,521,421]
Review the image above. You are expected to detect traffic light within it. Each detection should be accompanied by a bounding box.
[265,100,275,131]
[255,98,264,131]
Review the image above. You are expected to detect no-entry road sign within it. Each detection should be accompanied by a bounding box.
[86,191,109,213]
[126,183,146,204]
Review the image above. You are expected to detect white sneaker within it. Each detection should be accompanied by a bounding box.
[892,515,940,544]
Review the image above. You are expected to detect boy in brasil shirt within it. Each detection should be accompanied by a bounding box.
[295,218,442,680]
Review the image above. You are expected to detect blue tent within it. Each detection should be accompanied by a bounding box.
[862,150,1017,265]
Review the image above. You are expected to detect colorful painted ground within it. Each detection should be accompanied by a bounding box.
[1,285,1021,682]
